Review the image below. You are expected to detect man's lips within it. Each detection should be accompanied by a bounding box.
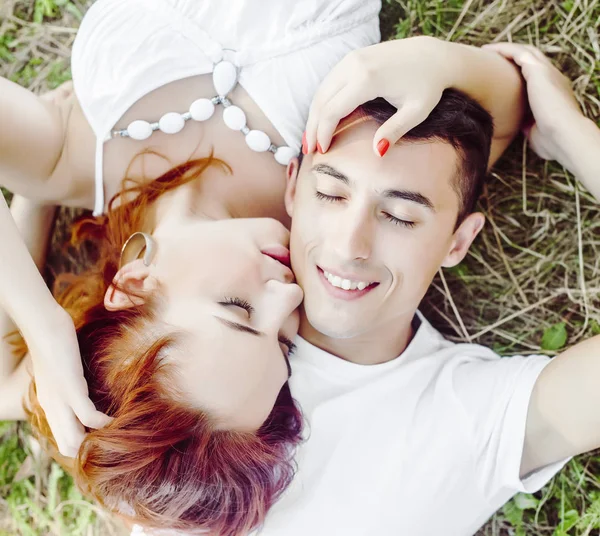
[317,266,379,301]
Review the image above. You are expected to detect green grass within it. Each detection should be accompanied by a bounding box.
[1,0,600,534]
[0,422,120,535]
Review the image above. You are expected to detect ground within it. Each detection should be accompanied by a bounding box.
[0,0,599,534]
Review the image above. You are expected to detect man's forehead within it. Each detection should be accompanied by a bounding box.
[318,131,458,188]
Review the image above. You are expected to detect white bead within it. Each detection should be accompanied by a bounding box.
[158,112,185,134]
[274,146,297,165]
[213,61,238,96]
[127,120,152,141]
[245,130,271,152]
[189,98,215,121]
[223,106,247,131]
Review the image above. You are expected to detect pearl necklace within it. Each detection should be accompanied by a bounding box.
[106,60,297,167]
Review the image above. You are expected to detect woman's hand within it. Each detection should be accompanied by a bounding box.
[0,193,112,458]
[25,307,112,458]
[482,42,584,170]
[304,36,454,157]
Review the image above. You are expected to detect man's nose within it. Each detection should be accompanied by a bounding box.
[329,205,373,262]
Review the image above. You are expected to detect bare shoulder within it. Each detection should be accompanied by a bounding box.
[43,82,96,210]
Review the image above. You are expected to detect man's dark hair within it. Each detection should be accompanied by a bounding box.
[302,90,494,225]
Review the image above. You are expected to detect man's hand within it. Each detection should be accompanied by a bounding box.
[483,43,584,167]
[484,42,600,201]
[25,307,112,458]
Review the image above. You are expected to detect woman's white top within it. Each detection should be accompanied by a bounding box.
[71,0,381,215]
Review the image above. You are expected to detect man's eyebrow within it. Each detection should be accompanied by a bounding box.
[313,163,435,211]
[214,316,265,337]
[381,189,436,212]
[312,164,350,185]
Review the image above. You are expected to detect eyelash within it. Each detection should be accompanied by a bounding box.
[315,191,344,203]
[220,297,255,317]
[279,335,297,357]
[314,192,416,229]
[220,298,296,356]
[383,213,416,229]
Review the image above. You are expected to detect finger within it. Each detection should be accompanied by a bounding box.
[482,43,543,67]
[372,101,438,156]
[45,406,86,458]
[73,397,114,429]
[314,85,376,153]
[306,82,349,154]
[519,44,554,66]
[305,64,352,154]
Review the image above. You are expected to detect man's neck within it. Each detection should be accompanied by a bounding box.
[299,311,416,366]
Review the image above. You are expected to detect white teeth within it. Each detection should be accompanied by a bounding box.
[323,270,372,291]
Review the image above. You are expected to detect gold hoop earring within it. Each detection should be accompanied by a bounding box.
[119,232,157,269]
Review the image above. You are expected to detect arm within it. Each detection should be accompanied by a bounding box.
[0,196,56,420]
[445,42,527,166]
[523,119,600,470]
[304,36,525,167]
[0,192,61,333]
[0,191,111,455]
[0,78,65,198]
[481,43,600,475]
[0,79,88,205]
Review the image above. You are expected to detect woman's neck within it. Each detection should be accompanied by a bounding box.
[150,179,234,231]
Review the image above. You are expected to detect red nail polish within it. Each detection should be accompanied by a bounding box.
[302,132,308,155]
[317,142,324,154]
[377,138,390,157]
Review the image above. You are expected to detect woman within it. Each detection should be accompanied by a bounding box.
[0,0,526,533]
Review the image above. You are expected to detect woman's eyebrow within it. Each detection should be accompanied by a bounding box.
[213,316,265,337]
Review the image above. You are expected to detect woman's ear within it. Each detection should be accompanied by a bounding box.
[285,157,301,218]
[104,259,158,311]
[441,212,485,268]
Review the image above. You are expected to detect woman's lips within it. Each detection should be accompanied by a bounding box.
[261,246,291,268]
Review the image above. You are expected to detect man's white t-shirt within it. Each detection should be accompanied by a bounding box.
[258,313,569,536]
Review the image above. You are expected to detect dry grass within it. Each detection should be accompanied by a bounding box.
[1,0,599,534]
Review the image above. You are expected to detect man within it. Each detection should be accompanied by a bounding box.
[257,43,600,535]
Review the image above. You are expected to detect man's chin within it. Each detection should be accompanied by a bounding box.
[305,312,365,341]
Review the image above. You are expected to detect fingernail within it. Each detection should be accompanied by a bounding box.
[317,142,324,154]
[302,132,308,155]
[376,138,390,157]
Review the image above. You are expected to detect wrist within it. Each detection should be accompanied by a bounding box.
[14,292,71,342]
[430,38,460,91]
[555,115,600,171]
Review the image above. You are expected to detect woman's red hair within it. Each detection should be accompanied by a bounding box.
[22,156,303,535]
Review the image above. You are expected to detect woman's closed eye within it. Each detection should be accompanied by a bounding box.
[219,297,255,318]
[278,334,297,357]
[278,335,296,377]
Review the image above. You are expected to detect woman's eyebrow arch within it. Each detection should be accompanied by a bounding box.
[213,316,265,337]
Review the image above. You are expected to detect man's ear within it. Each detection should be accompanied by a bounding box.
[104,259,158,311]
[284,157,301,218]
[441,212,485,268]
